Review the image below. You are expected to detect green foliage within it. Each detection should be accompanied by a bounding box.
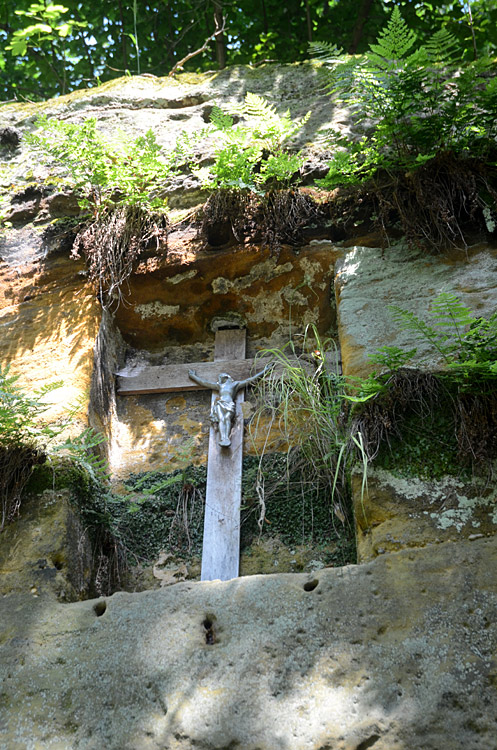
[207,93,309,192]
[368,345,417,371]
[388,292,497,381]
[316,7,497,186]
[252,326,367,524]
[52,427,108,484]
[26,116,187,307]
[241,454,355,564]
[0,365,108,529]
[374,408,463,480]
[2,0,496,101]
[27,116,173,214]
[0,364,63,447]
[6,3,86,57]
[80,450,355,568]
[355,293,497,473]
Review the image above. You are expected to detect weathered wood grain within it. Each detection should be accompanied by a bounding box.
[117,352,341,396]
[117,358,268,395]
[201,329,246,582]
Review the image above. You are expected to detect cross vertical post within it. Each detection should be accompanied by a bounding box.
[201,328,246,581]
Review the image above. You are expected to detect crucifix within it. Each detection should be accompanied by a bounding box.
[117,327,269,582]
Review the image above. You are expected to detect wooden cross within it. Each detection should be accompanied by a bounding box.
[117,328,265,582]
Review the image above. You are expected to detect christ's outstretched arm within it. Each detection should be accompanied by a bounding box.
[234,364,271,393]
[188,369,219,390]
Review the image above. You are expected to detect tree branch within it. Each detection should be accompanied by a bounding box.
[168,20,226,77]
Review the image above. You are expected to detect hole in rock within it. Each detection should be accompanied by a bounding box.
[202,616,215,645]
[206,221,232,247]
[303,579,319,592]
[51,554,64,570]
[356,734,381,750]
[93,600,107,617]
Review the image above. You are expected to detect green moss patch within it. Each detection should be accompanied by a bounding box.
[79,453,356,570]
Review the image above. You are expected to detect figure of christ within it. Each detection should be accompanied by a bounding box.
[188,366,268,447]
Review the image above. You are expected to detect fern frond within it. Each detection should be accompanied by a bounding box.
[425,28,459,65]
[367,6,416,67]
[243,92,279,122]
[309,41,343,63]
[388,304,449,357]
[430,292,474,333]
[210,106,233,131]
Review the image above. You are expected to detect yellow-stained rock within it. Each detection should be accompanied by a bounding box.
[0,489,92,600]
[114,242,341,351]
[352,466,497,562]
[0,251,100,428]
[109,240,341,477]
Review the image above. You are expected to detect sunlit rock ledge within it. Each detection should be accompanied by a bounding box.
[1,536,496,750]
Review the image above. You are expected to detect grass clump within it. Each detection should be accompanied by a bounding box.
[251,326,367,528]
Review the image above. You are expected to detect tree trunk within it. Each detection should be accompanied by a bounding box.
[117,0,128,69]
[261,0,268,35]
[304,0,313,43]
[212,1,226,69]
[348,0,373,54]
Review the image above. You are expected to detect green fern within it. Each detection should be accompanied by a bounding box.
[367,5,417,68]
[388,304,451,361]
[430,292,474,345]
[210,106,234,131]
[208,92,308,191]
[312,7,496,184]
[308,40,343,63]
[243,92,310,150]
[388,293,497,375]
[53,427,108,483]
[424,27,459,65]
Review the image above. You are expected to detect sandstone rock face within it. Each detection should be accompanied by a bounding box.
[0,238,100,427]
[0,67,496,749]
[111,241,340,478]
[352,468,497,562]
[0,489,92,601]
[1,537,497,749]
[335,242,497,377]
[0,64,347,201]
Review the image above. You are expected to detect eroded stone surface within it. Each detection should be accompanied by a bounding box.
[0,64,349,207]
[110,241,339,477]
[352,467,497,563]
[1,537,496,749]
[0,246,100,426]
[335,242,497,377]
[0,489,92,601]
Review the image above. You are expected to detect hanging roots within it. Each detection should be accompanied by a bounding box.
[91,529,128,597]
[73,204,168,309]
[354,370,442,460]
[355,368,497,470]
[372,154,497,251]
[200,189,322,251]
[0,444,45,531]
